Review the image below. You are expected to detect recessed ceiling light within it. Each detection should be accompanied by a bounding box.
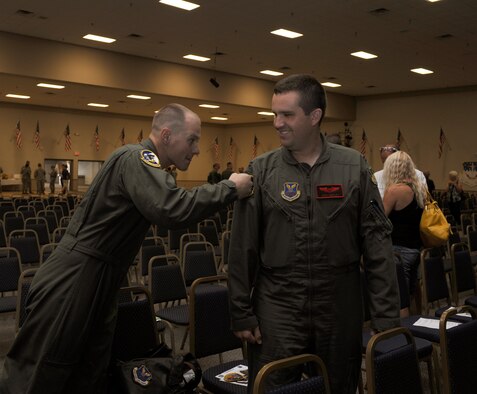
[127,94,151,100]
[6,93,30,99]
[37,83,65,89]
[411,68,434,75]
[258,111,274,116]
[351,51,378,59]
[199,104,220,108]
[270,29,303,39]
[426,0,441,3]
[183,54,210,62]
[322,82,342,88]
[260,70,284,76]
[88,103,109,108]
[83,34,116,44]
[211,116,228,121]
[159,0,200,11]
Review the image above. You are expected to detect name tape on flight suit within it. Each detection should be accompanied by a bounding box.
[140,150,161,168]
[316,184,344,199]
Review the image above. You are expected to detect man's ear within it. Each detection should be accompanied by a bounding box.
[310,108,323,126]
[161,128,171,144]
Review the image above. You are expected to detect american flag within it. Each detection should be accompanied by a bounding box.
[94,125,100,151]
[34,121,41,149]
[396,128,402,149]
[15,121,22,149]
[64,124,72,151]
[359,129,367,156]
[120,128,126,145]
[438,127,449,159]
[212,137,219,161]
[228,137,234,161]
[137,129,143,143]
[252,135,258,159]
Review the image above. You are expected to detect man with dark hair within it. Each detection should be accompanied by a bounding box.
[207,162,222,184]
[221,161,234,180]
[1,103,253,393]
[228,74,400,393]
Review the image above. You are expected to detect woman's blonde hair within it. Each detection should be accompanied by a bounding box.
[383,151,426,208]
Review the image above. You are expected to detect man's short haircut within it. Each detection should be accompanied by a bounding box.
[152,103,190,134]
[273,74,327,123]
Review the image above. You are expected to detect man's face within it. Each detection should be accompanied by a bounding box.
[271,91,320,151]
[167,115,201,171]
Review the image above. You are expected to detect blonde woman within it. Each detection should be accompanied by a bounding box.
[382,151,426,304]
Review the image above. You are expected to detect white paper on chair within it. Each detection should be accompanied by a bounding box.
[413,317,462,329]
[216,364,249,386]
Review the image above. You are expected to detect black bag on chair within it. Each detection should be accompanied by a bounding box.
[116,343,202,393]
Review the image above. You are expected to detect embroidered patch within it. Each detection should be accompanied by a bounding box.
[132,364,152,386]
[369,168,377,185]
[316,184,344,199]
[140,150,161,168]
[281,182,301,201]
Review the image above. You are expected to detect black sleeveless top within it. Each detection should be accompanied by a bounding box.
[388,191,423,249]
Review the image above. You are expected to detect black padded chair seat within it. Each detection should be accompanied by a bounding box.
[156,304,189,325]
[202,359,248,394]
[0,296,16,313]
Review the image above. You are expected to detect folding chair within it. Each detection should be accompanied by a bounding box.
[17,205,36,220]
[449,243,477,308]
[139,236,168,282]
[15,268,37,332]
[8,229,40,267]
[365,327,424,394]
[39,242,59,265]
[198,219,221,256]
[37,209,58,234]
[178,232,206,264]
[168,227,189,255]
[25,217,51,246]
[253,354,331,394]
[0,220,6,248]
[52,226,67,243]
[0,247,22,318]
[3,211,24,237]
[439,306,477,394]
[189,275,247,394]
[182,241,217,287]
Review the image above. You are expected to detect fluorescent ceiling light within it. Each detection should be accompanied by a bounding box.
[258,111,274,116]
[411,68,434,75]
[322,82,342,88]
[83,34,116,44]
[183,54,210,62]
[127,94,151,100]
[426,0,441,3]
[351,51,378,59]
[6,94,30,99]
[211,116,228,121]
[37,83,65,89]
[88,103,109,108]
[199,104,220,108]
[271,29,303,39]
[260,70,284,76]
[159,0,200,11]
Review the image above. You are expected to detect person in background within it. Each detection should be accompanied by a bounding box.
[221,161,234,180]
[446,170,463,225]
[207,162,222,184]
[20,161,31,194]
[382,151,426,315]
[228,74,400,393]
[0,103,253,393]
[238,166,244,173]
[34,163,46,195]
[49,165,58,194]
[61,164,70,194]
[374,144,427,199]
[423,170,435,197]
[325,132,342,145]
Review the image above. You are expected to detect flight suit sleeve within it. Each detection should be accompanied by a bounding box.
[359,158,401,332]
[121,149,238,229]
[228,164,260,331]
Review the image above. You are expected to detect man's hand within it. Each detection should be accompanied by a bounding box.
[234,326,262,344]
[229,173,254,199]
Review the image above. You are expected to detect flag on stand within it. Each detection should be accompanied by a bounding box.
[396,129,402,149]
[252,135,258,159]
[14,121,22,149]
[137,129,143,143]
[33,121,41,149]
[228,137,234,162]
[213,137,219,161]
[438,127,450,159]
[64,124,72,151]
[94,125,100,151]
[120,128,126,146]
[359,129,367,156]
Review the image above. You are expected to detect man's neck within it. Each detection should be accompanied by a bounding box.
[290,134,323,166]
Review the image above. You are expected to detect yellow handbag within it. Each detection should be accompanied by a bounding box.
[420,193,451,248]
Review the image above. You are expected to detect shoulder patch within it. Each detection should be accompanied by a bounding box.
[140,150,161,168]
[369,168,377,185]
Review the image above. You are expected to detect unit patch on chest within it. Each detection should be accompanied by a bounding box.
[140,150,161,168]
[281,182,301,201]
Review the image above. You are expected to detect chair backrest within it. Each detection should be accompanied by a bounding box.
[450,243,476,304]
[111,286,159,362]
[189,275,243,359]
[8,229,40,266]
[54,201,70,217]
[460,214,472,236]
[179,232,206,263]
[140,237,167,277]
[182,241,217,286]
[253,354,331,394]
[39,242,59,265]
[28,200,45,212]
[25,217,51,246]
[46,204,64,222]
[0,220,6,248]
[168,227,189,252]
[365,327,423,394]
[198,219,220,247]
[439,306,477,394]
[37,209,58,234]
[420,248,451,314]
[52,226,68,243]
[3,211,24,237]
[467,226,477,253]
[15,268,37,332]
[17,205,36,219]
[148,256,187,305]
[0,247,22,293]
